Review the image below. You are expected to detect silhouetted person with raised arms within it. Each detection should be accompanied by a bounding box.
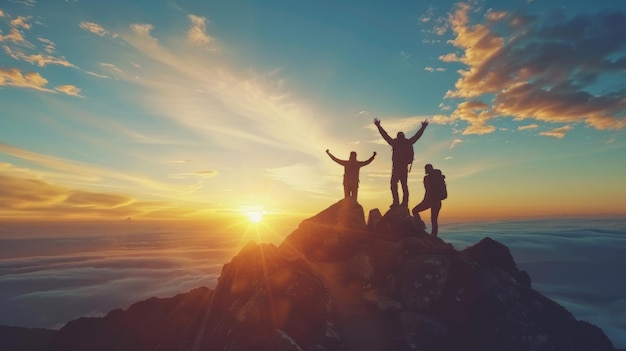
[412,164,447,236]
[326,149,376,201]
[374,118,429,207]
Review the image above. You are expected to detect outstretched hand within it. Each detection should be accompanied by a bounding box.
[373,151,377,156]
[421,119,429,128]
[326,149,330,153]
[373,118,381,125]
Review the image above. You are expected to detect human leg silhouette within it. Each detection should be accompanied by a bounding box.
[400,175,409,206]
[411,198,431,217]
[390,175,400,206]
[412,198,431,231]
[430,200,442,236]
[346,183,358,200]
[391,166,408,207]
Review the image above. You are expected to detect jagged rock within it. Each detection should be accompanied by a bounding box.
[279,199,366,262]
[196,243,334,351]
[375,206,415,239]
[49,201,617,351]
[363,288,403,311]
[398,311,449,351]
[271,330,304,351]
[400,254,450,312]
[348,251,374,284]
[366,208,382,231]
[462,237,532,288]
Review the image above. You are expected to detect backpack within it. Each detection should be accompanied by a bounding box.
[396,139,414,169]
[429,169,448,200]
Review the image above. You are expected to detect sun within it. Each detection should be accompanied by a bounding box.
[245,209,265,223]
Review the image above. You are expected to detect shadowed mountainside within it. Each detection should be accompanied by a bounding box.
[0,325,56,351]
[47,199,616,351]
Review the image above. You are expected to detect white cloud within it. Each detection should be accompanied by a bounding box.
[55,84,83,97]
[4,46,76,67]
[10,15,31,29]
[101,62,122,73]
[0,27,28,44]
[131,23,155,38]
[518,124,538,131]
[539,126,573,139]
[450,139,464,149]
[79,21,110,37]
[85,71,111,79]
[37,37,56,53]
[168,170,219,179]
[10,0,36,7]
[187,14,216,50]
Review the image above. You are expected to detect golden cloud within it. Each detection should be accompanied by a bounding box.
[187,14,216,50]
[0,67,51,91]
[79,21,110,37]
[441,4,626,136]
[539,126,573,139]
[55,85,83,97]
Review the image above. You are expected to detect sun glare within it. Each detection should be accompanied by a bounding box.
[246,209,265,223]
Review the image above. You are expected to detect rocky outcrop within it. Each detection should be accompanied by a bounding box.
[49,199,616,351]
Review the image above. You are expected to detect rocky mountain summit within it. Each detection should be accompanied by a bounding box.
[49,200,616,351]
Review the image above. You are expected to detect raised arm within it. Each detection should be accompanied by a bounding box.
[408,119,429,144]
[326,149,347,166]
[359,151,377,167]
[374,118,393,145]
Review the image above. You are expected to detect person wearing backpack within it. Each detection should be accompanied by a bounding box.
[373,118,429,207]
[412,164,447,236]
[326,149,377,201]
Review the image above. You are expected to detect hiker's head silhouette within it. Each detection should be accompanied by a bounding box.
[350,151,357,160]
[397,132,405,139]
[425,163,434,174]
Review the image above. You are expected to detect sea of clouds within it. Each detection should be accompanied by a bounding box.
[0,217,624,348]
[0,221,241,330]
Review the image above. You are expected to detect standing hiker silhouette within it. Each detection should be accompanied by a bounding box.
[412,164,447,236]
[326,149,376,201]
[374,118,429,207]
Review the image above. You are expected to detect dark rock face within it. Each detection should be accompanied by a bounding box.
[50,287,213,351]
[461,237,532,288]
[49,199,616,351]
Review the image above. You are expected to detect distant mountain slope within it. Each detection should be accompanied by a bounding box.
[49,199,617,351]
[0,325,56,351]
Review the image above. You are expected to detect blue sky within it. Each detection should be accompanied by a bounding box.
[1,0,625,221]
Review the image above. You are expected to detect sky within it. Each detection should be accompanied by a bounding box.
[1,0,626,224]
[0,2,625,346]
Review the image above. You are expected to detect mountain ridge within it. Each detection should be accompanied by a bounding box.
[9,200,619,350]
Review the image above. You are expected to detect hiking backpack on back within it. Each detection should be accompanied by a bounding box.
[430,169,448,200]
[396,139,414,168]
